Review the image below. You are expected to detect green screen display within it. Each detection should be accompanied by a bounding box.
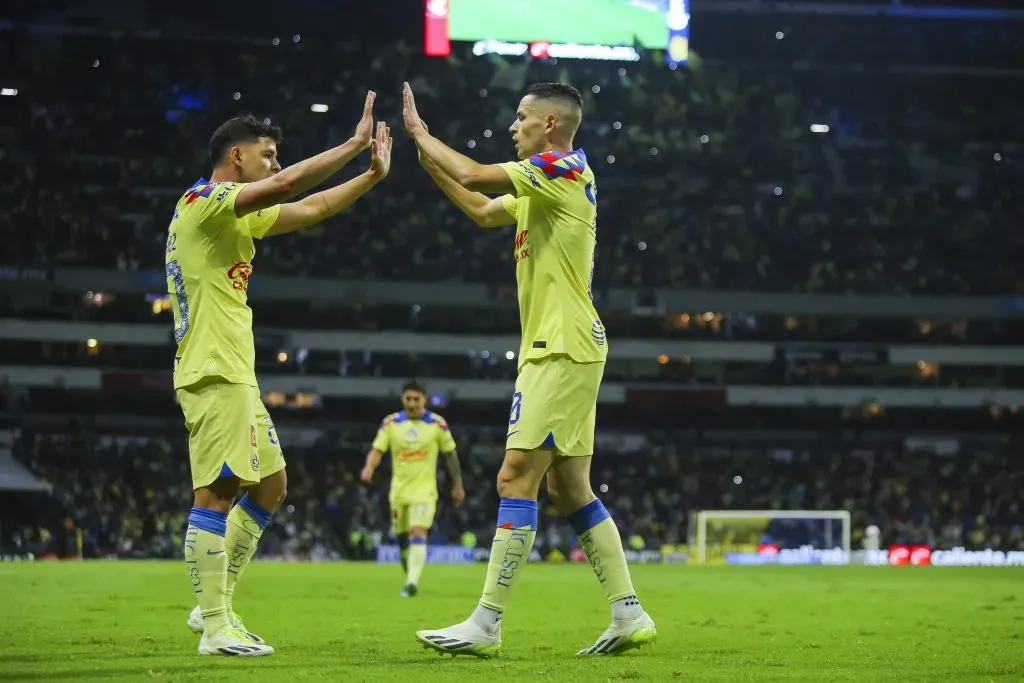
[449,0,668,49]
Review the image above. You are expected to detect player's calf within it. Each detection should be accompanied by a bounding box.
[403,527,428,596]
[548,460,650,627]
[396,532,410,574]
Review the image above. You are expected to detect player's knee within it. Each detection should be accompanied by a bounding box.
[496,450,548,499]
[195,476,240,511]
[496,467,539,500]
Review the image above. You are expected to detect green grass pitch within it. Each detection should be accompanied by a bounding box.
[2,562,1022,681]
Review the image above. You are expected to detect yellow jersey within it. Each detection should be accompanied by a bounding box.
[165,178,280,389]
[372,410,457,504]
[499,149,607,371]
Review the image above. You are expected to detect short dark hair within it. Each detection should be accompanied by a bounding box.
[402,380,426,396]
[524,82,584,112]
[208,115,283,166]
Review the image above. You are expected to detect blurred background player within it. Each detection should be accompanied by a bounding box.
[403,81,656,657]
[361,381,466,597]
[171,94,393,656]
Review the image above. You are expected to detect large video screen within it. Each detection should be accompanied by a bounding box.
[426,0,690,64]
[451,0,669,49]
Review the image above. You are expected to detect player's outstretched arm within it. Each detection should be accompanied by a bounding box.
[233,91,378,217]
[403,82,514,195]
[443,450,466,507]
[264,121,392,237]
[419,144,515,229]
[361,448,385,483]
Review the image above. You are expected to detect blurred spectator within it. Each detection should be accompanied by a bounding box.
[1,26,1021,294]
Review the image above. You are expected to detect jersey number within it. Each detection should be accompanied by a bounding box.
[166,260,190,343]
[509,391,523,425]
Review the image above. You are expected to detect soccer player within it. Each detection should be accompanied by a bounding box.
[360,381,466,597]
[402,82,656,657]
[170,93,392,656]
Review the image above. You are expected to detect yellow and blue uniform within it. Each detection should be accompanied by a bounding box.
[166,178,286,489]
[497,149,607,457]
[372,410,457,533]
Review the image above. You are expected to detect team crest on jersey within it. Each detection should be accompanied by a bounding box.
[406,427,419,442]
[252,452,260,472]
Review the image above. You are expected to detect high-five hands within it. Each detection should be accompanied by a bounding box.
[352,90,377,149]
[369,121,392,179]
[402,82,428,139]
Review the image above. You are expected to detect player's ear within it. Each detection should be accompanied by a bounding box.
[545,112,558,135]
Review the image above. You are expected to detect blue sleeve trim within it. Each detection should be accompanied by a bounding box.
[188,506,228,537]
[567,499,610,535]
[238,493,273,530]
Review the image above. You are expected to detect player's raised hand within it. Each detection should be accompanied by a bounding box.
[369,120,393,179]
[402,82,427,138]
[451,483,466,508]
[416,121,435,168]
[352,90,377,149]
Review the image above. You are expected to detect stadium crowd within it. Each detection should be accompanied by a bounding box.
[1,22,1021,295]
[4,428,1021,560]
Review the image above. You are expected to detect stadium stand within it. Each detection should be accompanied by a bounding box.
[1,1,1022,569]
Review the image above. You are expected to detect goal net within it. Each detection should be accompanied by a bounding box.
[693,510,852,565]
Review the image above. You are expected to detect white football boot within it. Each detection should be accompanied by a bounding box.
[197,624,274,656]
[415,619,502,658]
[187,605,265,645]
[576,611,657,656]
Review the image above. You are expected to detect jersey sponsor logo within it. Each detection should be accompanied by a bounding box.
[396,448,429,462]
[591,320,607,346]
[227,261,253,292]
[513,228,530,263]
[529,151,585,182]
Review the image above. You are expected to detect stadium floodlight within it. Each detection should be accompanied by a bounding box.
[0,88,17,96]
[694,509,851,565]
[810,124,830,133]
[310,103,329,113]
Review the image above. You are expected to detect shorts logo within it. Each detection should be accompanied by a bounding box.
[252,452,260,472]
[250,425,257,448]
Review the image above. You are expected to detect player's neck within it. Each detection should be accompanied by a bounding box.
[543,142,574,155]
[208,166,238,184]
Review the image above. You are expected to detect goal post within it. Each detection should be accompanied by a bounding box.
[694,509,852,565]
